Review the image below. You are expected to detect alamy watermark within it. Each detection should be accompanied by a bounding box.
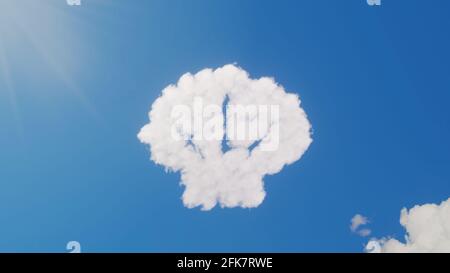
[66,0,81,6]
[367,0,381,6]
[66,241,81,253]
[365,240,381,253]
[171,97,280,152]
[66,0,380,7]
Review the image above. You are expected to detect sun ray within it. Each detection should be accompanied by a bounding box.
[0,39,24,140]
[0,0,103,122]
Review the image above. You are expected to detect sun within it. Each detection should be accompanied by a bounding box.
[0,0,99,135]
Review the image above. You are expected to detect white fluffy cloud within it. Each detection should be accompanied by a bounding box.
[368,198,450,253]
[138,64,312,210]
[350,214,371,237]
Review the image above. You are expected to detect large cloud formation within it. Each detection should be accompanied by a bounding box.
[368,198,450,253]
[138,64,312,210]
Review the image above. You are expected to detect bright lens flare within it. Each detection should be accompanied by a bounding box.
[0,0,99,133]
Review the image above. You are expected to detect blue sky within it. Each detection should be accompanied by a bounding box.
[0,0,449,252]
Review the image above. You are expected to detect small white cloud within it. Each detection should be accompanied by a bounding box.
[138,64,312,210]
[368,197,450,253]
[350,214,370,236]
[357,228,372,237]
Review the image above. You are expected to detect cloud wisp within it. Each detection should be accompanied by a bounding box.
[350,214,371,237]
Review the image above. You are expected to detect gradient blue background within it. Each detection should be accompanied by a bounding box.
[0,0,449,252]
